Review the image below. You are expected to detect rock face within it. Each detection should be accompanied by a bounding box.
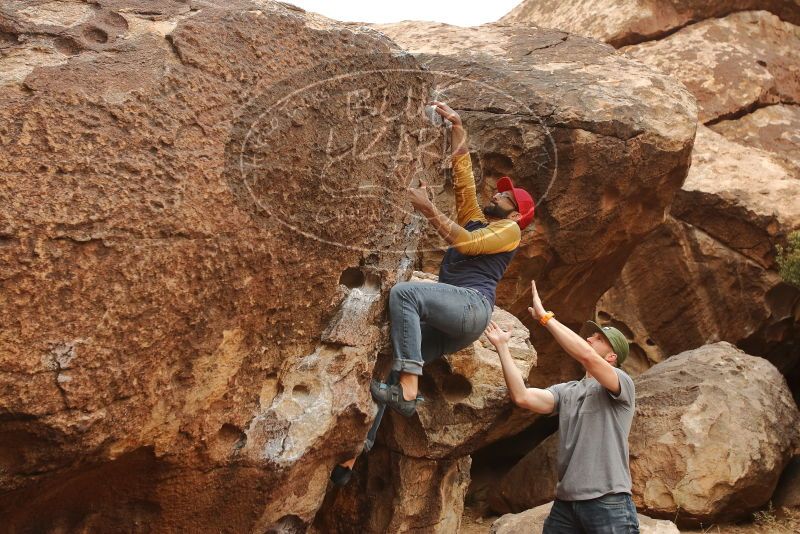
[622,11,800,123]
[499,0,800,47]
[593,10,800,390]
[710,103,800,173]
[314,446,471,534]
[0,1,446,531]
[597,126,800,377]
[487,431,559,514]
[373,20,697,388]
[629,342,800,526]
[491,501,681,534]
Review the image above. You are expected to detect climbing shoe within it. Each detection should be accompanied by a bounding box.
[370,379,422,417]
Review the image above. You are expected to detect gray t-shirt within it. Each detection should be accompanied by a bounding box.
[546,368,635,500]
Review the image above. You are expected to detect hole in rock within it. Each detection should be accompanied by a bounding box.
[217,423,246,450]
[596,311,612,322]
[54,36,83,56]
[266,514,305,534]
[440,373,472,403]
[645,338,656,346]
[339,267,365,289]
[291,384,310,400]
[82,27,108,43]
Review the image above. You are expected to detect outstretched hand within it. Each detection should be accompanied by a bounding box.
[428,101,462,126]
[484,320,512,348]
[528,280,547,321]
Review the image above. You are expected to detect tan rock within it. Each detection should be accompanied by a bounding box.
[373,20,697,387]
[487,432,559,515]
[491,501,681,533]
[710,103,800,173]
[596,126,800,376]
[629,342,800,526]
[622,11,800,123]
[499,0,800,47]
[0,1,444,530]
[313,445,471,534]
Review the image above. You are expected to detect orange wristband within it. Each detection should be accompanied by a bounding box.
[539,311,555,326]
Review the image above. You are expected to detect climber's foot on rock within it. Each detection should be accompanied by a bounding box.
[370,379,422,417]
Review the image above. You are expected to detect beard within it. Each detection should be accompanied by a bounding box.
[482,203,514,219]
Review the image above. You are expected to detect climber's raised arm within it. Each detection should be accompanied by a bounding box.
[429,101,485,227]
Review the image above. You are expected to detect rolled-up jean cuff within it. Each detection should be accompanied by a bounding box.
[392,358,424,376]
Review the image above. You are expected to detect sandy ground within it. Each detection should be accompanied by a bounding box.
[460,505,800,533]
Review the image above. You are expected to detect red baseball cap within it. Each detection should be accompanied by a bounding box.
[496,176,535,230]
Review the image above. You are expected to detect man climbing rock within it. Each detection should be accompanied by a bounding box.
[369,101,536,416]
[484,280,639,533]
[330,101,535,486]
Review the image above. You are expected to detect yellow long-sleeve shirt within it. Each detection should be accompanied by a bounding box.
[450,153,520,256]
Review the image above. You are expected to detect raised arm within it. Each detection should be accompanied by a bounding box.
[528,281,621,395]
[429,101,486,227]
[484,321,555,414]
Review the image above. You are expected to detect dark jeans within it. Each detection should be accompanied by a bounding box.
[388,282,492,376]
[543,494,640,534]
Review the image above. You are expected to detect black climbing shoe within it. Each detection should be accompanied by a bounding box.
[370,379,422,417]
[330,464,352,487]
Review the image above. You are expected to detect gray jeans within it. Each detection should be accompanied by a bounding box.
[388,281,493,376]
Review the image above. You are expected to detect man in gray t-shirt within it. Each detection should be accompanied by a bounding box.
[484,280,639,533]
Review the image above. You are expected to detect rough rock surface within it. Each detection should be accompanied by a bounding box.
[313,445,471,534]
[597,126,800,380]
[491,501,680,534]
[499,0,800,47]
[622,11,800,123]
[487,431,559,515]
[710,103,800,173]
[0,1,445,531]
[629,342,800,526]
[373,20,697,388]
[773,457,800,509]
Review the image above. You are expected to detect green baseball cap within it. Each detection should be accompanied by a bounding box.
[583,321,630,366]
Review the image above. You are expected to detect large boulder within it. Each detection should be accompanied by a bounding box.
[622,11,800,123]
[498,0,800,47]
[710,103,800,174]
[372,20,697,387]
[0,1,445,531]
[487,431,559,515]
[491,502,680,534]
[596,126,800,381]
[629,342,800,526]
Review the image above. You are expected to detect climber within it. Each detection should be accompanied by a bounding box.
[484,280,639,533]
[330,101,534,486]
[369,100,536,415]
